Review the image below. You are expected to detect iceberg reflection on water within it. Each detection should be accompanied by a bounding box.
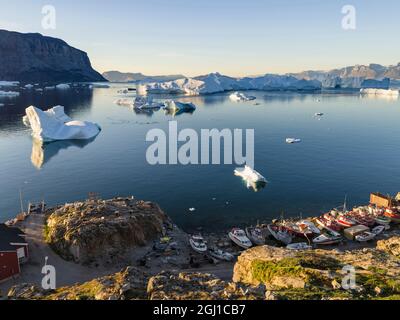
[31,137,97,169]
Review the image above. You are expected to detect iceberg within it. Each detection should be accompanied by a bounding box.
[24,105,101,142]
[164,100,196,112]
[229,91,256,102]
[56,84,71,90]
[234,166,267,191]
[143,73,321,96]
[360,88,399,97]
[0,81,19,87]
[24,84,34,89]
[134,96,164,110]
[0,90,20,97]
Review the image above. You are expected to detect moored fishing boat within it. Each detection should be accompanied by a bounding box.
[208,247,234,261]
[315,216,342,232]
[374,215,391,226]
[229,228,253,249]
[355,231,376,242]
[189,235,208,254]
[384,209,400,223]
[371,225,386,236]
[313,229,342,245]
[245,227,265,245]
[336,214,357,228]
[297,220,321,235]
[267,224,293,245]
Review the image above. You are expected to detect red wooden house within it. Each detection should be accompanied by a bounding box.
[0,224,29,282]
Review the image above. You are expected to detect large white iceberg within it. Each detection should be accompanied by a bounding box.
[229,92,256,102]
[24,105,101,142]
[0,81,19,87]
[143,72,321,96]
[0,90,20,97]
[56,84,71,90]
[360,88,399,97]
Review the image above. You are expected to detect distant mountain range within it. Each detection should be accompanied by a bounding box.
[0,30,106,83]
[102,71,185,83]
[105,63,400,89]
[289,63,400,88]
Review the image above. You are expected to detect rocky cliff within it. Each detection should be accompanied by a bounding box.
[0,30,106,82]
[233,241,400,300]
[45,197,170,265]
[7,237,400,300]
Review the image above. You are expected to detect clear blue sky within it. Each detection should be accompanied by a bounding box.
[1,0,399,76]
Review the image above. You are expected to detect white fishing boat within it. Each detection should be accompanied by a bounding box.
[286,242,312,250]
[189,235,208,253]
[245,227,265,245]
[286,138,302,144]
[296,220,321,235]
[228,228,253,249]
[267,224,293,245]
[208,248,234,261]
[313,229,342,245]
[234,166,267,189]
[355,231,376,242]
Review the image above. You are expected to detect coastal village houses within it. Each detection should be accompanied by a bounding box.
[0,224,29,282]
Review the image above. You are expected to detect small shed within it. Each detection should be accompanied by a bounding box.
[370,193,392,208]
[344,225,370,241]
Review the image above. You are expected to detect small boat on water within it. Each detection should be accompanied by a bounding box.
[286,138,301,144]
[189,235,208,254]
[208,248,234,261]
[228,228,253,249]
[313,229,342,245]
[245,227,265,245]
[267,224,293,245]
[314,113,324,117]
[234,166,267,190]
[355,231,376,242]
[286,242,312,250]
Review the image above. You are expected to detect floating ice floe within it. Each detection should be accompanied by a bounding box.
[0,103,4,107]
[360,88,399,97]
[24,105,101,142]
[229,91,256,102]
[0,90,20,97]
[56,84,70,90]
[286,138,302,144]
[114,98,133,106]
[234,165,267,191]
[44,86,56,90]
[91,84,110,89]
[164,100,196,112]
[0,81,19,87]
[24,84,34,89]
[134,96,164,110]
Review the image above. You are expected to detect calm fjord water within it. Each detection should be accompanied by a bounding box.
[0,85,399,232]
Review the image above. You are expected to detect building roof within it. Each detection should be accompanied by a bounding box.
[0,223,27,252]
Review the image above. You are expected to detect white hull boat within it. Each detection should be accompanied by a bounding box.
[267,224,293,245]
[245,227,265,246]
[229,228,253,249]
[189,235,208,254]
[355,231,376,242]
[208,248,234,261]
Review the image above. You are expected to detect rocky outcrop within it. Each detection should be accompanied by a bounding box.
[8,267,149,300]
[147,272,265,300]
[0,30,106,82]
[45,197,170,265]
[377,236,400,257]
[233,244,400,300]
